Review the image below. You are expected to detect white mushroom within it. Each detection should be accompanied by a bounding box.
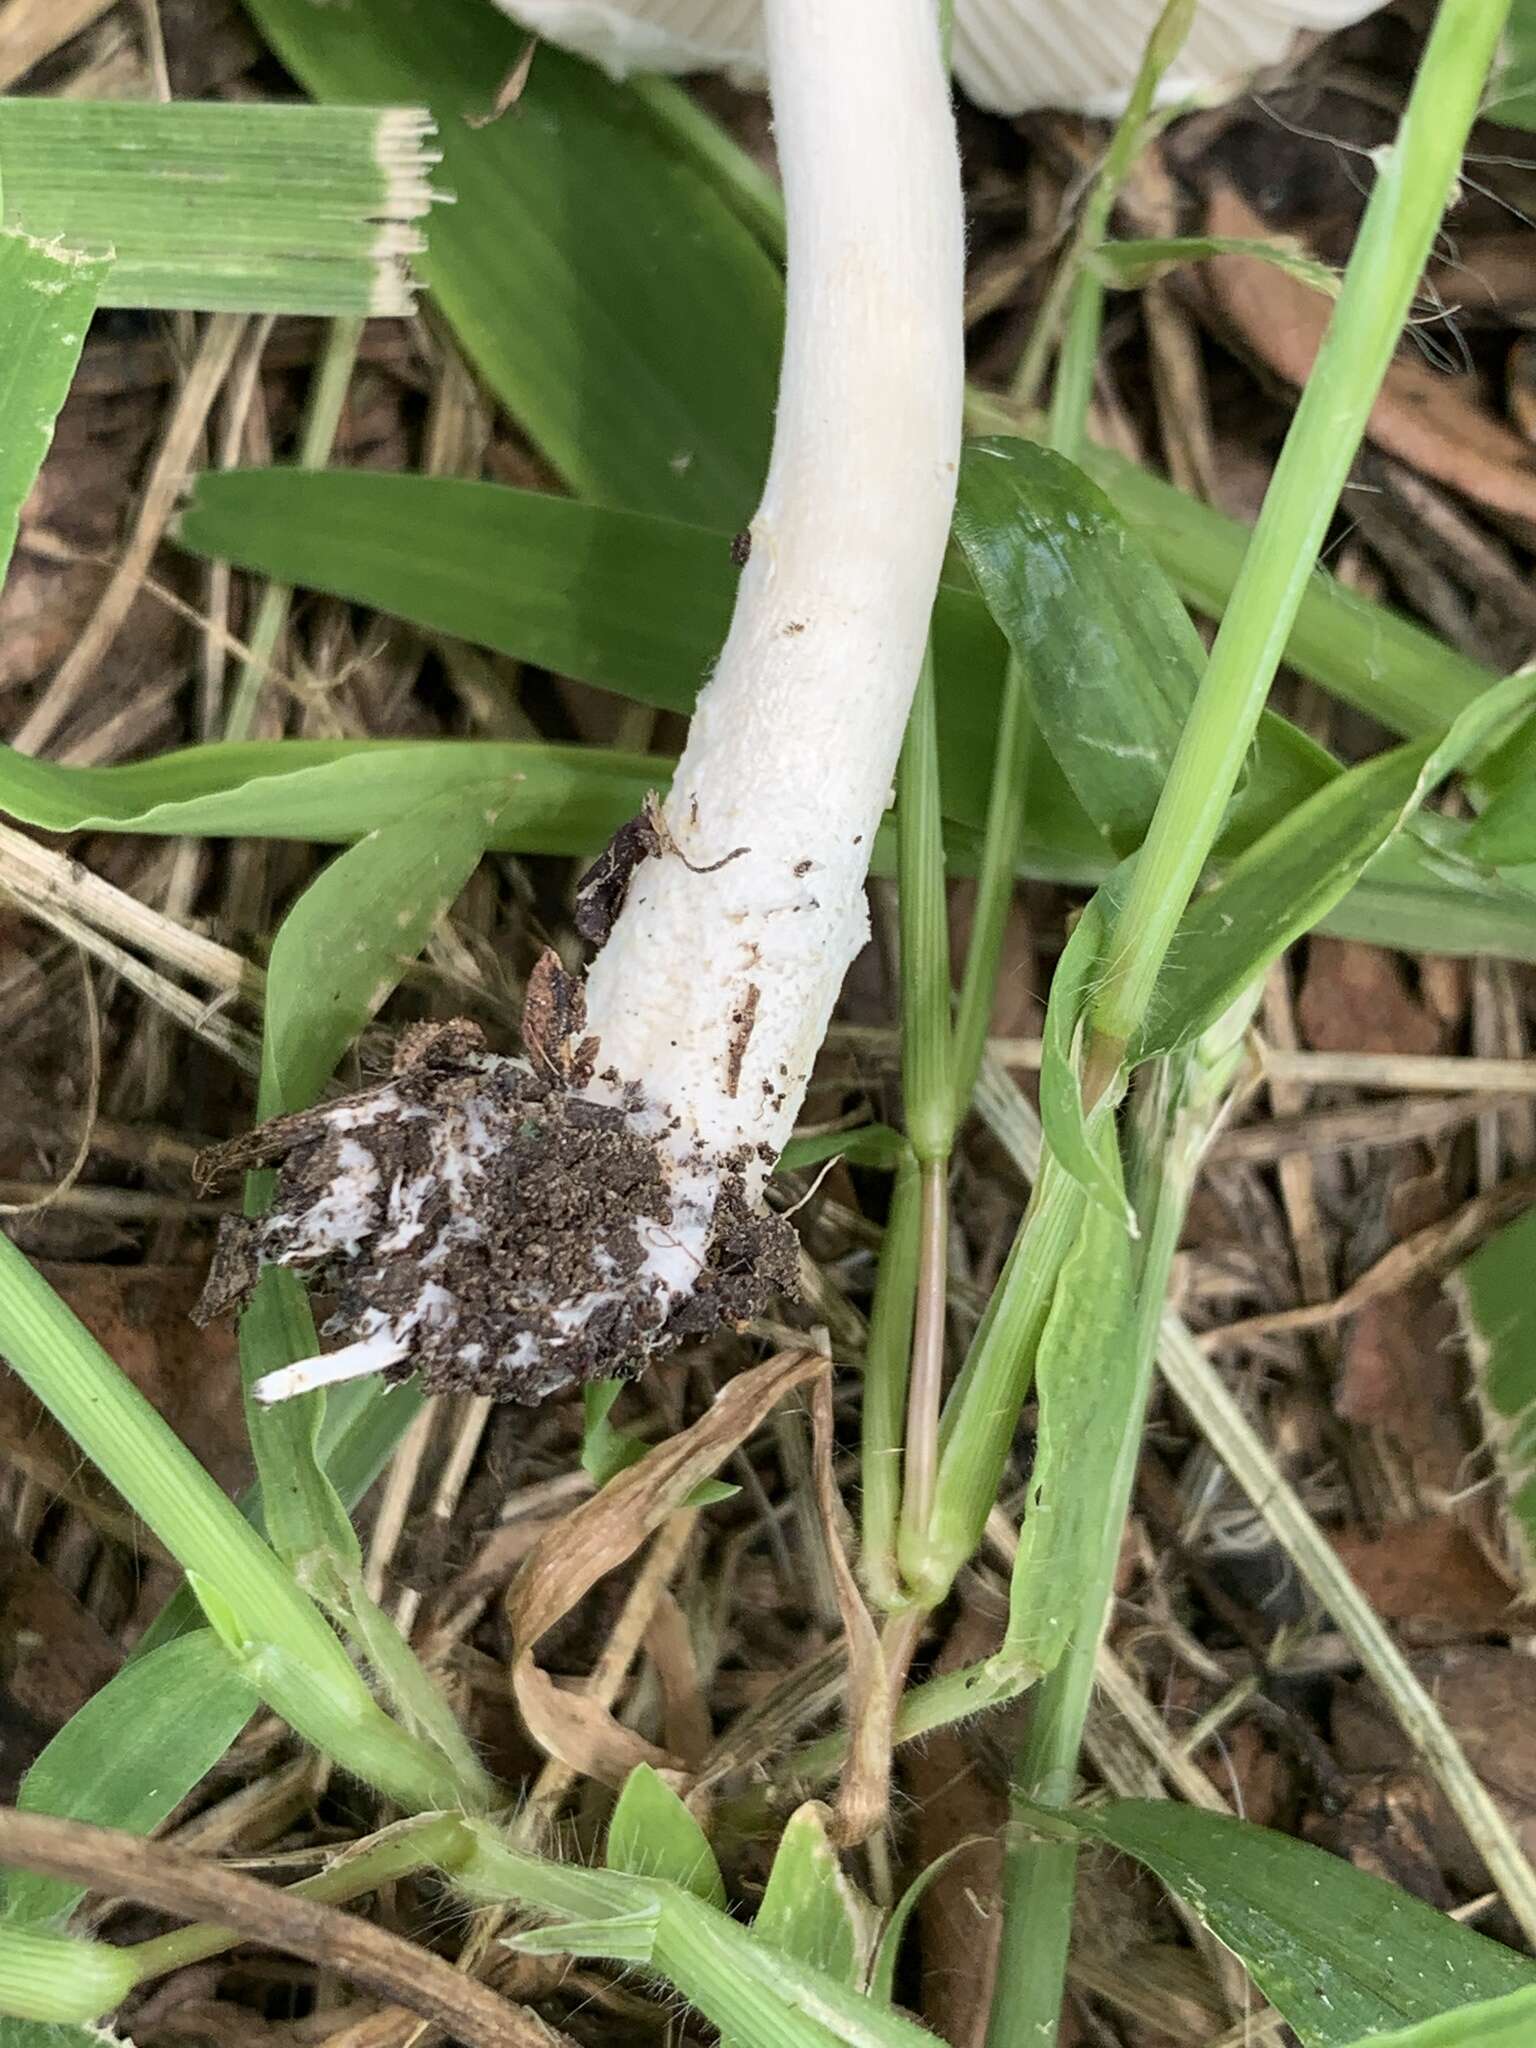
[495,0,1387,115]
[241,0,1389,1404]
[238,0,962,1402]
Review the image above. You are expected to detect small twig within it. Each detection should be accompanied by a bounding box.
[0,1807,564,2048]
[832,1027,1536,1096]
[1203,1171,1536,1348]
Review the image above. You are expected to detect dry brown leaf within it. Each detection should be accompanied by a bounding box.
[1202,182,1536,533]
[1298,940,1443,1060]
[1332,1647,1536,1891]
[0,1532,121,1739]
[809,1370,891,1847]
[644,1589,713,1769]
[1336,1287,1475,1505]
[1331,1516,1517,1631]
[507,1347,825,1788]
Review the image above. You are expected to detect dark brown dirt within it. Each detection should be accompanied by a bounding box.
[195,1020,797,1401]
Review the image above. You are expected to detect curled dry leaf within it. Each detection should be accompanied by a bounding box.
[808,1370,891,1848]
[1202,182,1536,533]
[644,1588,714,1769]
[506,1347,825,1787]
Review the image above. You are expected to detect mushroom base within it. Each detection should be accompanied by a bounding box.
[195,1021,798,1404]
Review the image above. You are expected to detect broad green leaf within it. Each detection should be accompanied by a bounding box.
[1001,1122,1134,1672]
[0,230,105,588]
[1450,1204,1536,1595]
[2,1632,256,1926]
[754,1803,877,1991]
[1338,1983,1536,2046]
[174,466,1011,835]
[1052,1801,1536,2046]
[954,438,1212,853]
[243,0,779,525]
[1141,666,1536,1057]
[608,1766,727,1910]
[175,470,739,723]
[952,436,1350,858]
[262,783,507,1117]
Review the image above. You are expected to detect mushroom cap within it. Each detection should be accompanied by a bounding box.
[491,0,1385,115]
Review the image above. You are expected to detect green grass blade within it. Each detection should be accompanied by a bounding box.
[858,1151,921,1608]
[997,1120,1133,1674]
[0,231,105,588]
[0,1929,137,2025]
[1451,1204,1536,1594]
[608,1767,727,1910]
[1094,233,1338,294]
[0,1241,464,1814]
[896,649,953,1166]
[243,0,778,525]
[1,1634,256,1928]
[0,101,434,315]
[461,1826,936,2048]
[900,1162,1084,1608]
[1334,1984,1536,2047]
[1031,1800,1536,2046]
[1461,742,1536,863]
[1035,891,1130,1220]
[1141,667,1536,1057]
[0,735,654,851]
[1090,0,1511,1056]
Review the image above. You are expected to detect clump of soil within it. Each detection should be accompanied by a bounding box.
[195,1020,797,1403]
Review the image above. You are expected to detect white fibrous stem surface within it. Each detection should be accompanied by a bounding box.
[583,0,963,1220]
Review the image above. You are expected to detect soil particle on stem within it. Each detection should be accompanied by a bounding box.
[194,1020,796,1403]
